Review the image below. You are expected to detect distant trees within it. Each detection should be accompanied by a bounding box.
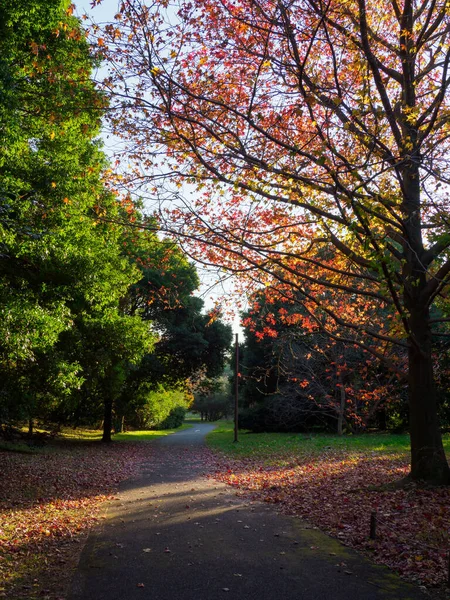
[239,290,406,434]
[191,373,233,422]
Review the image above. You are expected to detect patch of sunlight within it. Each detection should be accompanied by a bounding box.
[114,424,192,442]
[59,428,102,441]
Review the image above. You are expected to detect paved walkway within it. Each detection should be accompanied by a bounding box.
[69,424,426,600]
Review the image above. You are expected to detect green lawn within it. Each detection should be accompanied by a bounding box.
[206,420,450,461]
[113,423,192,442]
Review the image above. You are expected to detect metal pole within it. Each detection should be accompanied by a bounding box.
[234,332,239,443]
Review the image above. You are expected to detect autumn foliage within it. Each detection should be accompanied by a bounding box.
[96,0,450,483]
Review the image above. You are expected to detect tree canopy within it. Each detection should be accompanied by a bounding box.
[0,0,233,440]
[97,0,450,482]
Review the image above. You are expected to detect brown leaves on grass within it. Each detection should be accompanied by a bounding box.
[0,441,154,599]
[210,450,450,588]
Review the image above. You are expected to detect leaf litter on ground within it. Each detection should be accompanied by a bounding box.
[0,439,156,599]
[207,442,450,591]
[2,428,449,598]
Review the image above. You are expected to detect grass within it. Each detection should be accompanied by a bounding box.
[113,423,192,442]
[183,412,204,423]
[0,424,193,452]
[206,420,450,462]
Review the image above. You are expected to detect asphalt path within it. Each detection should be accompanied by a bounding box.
[68,424,426,600]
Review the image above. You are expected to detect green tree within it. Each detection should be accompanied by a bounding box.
[72,311,153,442]
[0,0,148,431]
[119,216,233,417]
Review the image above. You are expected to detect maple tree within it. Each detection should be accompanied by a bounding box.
[97,0,450,483]
[240,290,403,434]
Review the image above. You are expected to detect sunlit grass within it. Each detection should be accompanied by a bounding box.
[184,412,203,423]
[59,427,103,441]
[114,424,192,442]
[206,420,450,462]
[1,424,193,452]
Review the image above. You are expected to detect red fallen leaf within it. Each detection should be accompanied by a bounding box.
[185,505,190,509]
[0,438,162,599]
[137,583,145,588]
[208,446,450,588]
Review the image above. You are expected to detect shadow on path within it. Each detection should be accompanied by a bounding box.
[69,424,426,600]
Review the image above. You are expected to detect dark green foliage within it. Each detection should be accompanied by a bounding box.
[193,394,232,422]
[238,398,335,434]
[150,296,233,384]
[192,376,233,422]
[158,406,187,429]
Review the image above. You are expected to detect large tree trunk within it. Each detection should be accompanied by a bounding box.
[102,398,113,443]
[408,306,450,484]
[401,134,450,483]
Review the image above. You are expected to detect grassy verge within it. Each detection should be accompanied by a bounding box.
[206,420,450,462]
[114,423,192,442]
[0,424,193,451]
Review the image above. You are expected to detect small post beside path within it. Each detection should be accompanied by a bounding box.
[370,511,377,540]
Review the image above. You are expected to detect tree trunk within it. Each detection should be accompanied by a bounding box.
[28,418,34,437]
[408,307,450,484]
[401,147,450,484]
[102,398,113,443]
[114,415,124,433]
[337,372,345,436]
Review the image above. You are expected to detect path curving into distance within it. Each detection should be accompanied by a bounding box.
[69,424,425,600]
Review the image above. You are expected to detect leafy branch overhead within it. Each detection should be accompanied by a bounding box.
[0,0,232,442]
[97,0,450,484]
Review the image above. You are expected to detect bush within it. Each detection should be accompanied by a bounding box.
[158,406,186,429]
[127,383,190,429]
